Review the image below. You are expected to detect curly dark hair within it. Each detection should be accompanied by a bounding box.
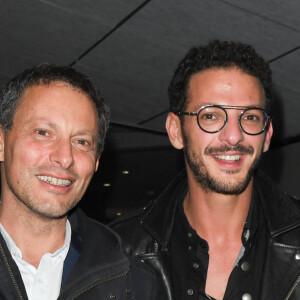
[0,64,110,154]
[168,40,272,113]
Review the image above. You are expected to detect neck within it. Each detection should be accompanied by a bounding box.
[0,198,67,268]
[184,172,252,243]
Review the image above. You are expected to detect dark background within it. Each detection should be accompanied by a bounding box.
[1,1,299,222]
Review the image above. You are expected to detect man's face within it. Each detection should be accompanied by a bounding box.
[167,67,273,194]
[0,82,100,218]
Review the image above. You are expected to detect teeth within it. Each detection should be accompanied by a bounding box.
[214,155,241,161]
[37,175,72,186]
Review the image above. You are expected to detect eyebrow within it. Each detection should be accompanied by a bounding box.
[29,120,97,137]
[26,119,57,129]
[215,105,264,110]
[74,130,97,138]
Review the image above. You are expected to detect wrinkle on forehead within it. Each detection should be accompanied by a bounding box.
[215,83,232,92]
[187,68,266,109]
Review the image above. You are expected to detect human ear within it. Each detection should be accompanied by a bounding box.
[0,126,5,162]
[94,155,100,172]
[263,120,273,152]
[166,112,184,149]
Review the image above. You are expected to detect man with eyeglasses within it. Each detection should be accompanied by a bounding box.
[112,41,300,300]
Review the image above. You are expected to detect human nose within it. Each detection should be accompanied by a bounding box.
[218,114,244,146]
[49,138,74,169]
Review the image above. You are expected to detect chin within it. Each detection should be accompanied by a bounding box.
[202,170,253,195]
[28,201,77,219]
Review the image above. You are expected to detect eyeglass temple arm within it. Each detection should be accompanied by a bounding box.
[176,112,198,116]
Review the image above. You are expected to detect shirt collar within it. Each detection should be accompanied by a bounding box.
[0,220,71,261]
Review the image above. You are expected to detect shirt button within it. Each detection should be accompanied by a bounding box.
[188,232,193,238]
[187,289,194,295]
[242,293,252,300]
[193,262,199,269]
[295,251,300,260]
[109,293,116,299]
[241,262,250,272]
[188,246,192,251]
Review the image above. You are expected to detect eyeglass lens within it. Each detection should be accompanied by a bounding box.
[197,106,268,134]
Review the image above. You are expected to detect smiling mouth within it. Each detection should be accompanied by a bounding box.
[214,155,242,161]
[37,175,72,187]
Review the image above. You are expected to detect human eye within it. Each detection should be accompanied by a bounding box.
[199,108,223,123]
[201,113,216,120]
[243,111,261,122]
[74,138,94,152]
[35,129,50,137]
[77,139,89,146]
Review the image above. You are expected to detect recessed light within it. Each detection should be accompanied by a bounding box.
[103,183,111,187]
[122,170,129,175]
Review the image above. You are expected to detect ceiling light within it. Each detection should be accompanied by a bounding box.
[122,170,129,175]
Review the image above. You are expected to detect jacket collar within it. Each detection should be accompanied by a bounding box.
[141,169,300,246]
[68,208,130,272]
[61,208,130,295]
[141,169,187,248]
[254,170,300,237]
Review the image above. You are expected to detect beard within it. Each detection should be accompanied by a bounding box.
[182,131,263,195]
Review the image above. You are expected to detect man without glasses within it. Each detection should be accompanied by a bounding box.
[0,64,165,299]
[112,41,300,300]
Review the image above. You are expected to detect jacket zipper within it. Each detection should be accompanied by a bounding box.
[0,242,25,300]
[284,275,300,300]
[67,269,129,300]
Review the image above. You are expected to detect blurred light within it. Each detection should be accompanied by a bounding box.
[103,183,111,187]
[116,212,122,216]
[122,170,129,175]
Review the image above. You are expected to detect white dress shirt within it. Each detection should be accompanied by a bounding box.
[0,220,71,300]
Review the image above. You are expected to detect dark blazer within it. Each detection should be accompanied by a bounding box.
[0,208,166,299]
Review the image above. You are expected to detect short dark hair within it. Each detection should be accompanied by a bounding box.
[168,40,272,113]
[0,64,110,154]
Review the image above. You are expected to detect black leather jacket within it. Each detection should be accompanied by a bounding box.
[112,170,300,300]
[0,208,165,300]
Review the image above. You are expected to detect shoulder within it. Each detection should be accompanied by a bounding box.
[255,170,300,243]
[255,170,300,207]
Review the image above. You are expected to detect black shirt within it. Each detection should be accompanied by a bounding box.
[170,186,268,300]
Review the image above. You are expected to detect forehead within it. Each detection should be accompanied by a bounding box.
[14,82,98,131]
[187,67,265,107]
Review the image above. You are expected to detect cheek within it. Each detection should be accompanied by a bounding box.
[5,139,49,173]
[74,153,97,179]
[251,136,266,153]
[187,131,216,152]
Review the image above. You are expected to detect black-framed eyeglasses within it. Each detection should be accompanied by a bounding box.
[176,105,271,135]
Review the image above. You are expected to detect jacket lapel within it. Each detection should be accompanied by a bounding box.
[255,171,300,299]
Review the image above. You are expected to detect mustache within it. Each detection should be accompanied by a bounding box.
[205,144,254,155]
